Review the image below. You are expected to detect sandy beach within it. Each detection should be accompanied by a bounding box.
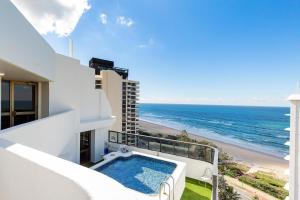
[139,120,288,179]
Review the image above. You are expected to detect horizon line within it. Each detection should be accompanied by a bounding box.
[139,102,289,108]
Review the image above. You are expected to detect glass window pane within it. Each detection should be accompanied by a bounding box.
[161,140,175,154]
[1,116,10,129]
[14,114,35,126]
[109,131,118,143]
[174,142,189,157]
[148,138,160,151]
[14,83,36,112]
[1,81,10,113]
[137,136,149,149]
[80,131,91,151]
[80,131,91,164]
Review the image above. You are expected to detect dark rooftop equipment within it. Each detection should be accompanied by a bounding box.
[89,57,129,79]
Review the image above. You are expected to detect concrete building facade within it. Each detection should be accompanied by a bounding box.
[0,2,135,199]
[89,58,140,134]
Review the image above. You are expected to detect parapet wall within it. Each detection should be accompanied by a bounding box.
[0,139,136,200]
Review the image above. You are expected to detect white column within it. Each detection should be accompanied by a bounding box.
[91,128,108,163]
[288,94,300,200]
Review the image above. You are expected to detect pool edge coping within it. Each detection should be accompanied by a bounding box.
[90,151,186,199]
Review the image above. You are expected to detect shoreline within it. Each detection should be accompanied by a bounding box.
[141,119,285,159]
[139,120,288,179]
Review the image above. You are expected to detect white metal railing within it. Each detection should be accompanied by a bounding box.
[159,181,171,200]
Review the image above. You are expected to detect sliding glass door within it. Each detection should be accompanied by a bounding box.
[80,131,91,164]
[1,80,38,129]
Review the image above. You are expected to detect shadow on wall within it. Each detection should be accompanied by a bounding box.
[0,110,77,161]
[0,138,90,200]
[0,138,138,200]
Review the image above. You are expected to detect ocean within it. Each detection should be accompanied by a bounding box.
[139,104,290,158]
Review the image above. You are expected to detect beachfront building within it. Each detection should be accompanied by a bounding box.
[286,94,300,200]
[89,58,140,134]
[0,1,218,200]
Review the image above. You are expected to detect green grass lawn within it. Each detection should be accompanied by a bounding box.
[181,177,212,200]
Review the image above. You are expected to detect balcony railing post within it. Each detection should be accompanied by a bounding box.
[117,132,119,144]
[207,147,210,163]
[187,144,190,158]
[173,142,175,155]
[212,175,218,200]
[108,131,110,142]
[160,139,162,152]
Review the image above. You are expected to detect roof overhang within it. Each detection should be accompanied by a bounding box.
[0,58,49,82]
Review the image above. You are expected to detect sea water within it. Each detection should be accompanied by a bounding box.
[140,104,289,158]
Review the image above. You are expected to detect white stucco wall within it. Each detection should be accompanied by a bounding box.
[0,110,78,161]
[47,54,114,163]
[0,0,55,80]
[0,110,114,164]
[101,70,123,132]
[50,54,112,121]
[49,55,81,116]
[0,139,136,200]
[91,128,109,162]
[159,152,213,180]
[80,65,110,120]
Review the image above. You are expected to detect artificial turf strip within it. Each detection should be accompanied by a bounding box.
[181,177,212,200]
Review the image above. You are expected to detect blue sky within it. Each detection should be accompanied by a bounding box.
[16,0,300,106]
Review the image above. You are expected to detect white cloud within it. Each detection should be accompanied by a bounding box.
[116,16,134,27]
[99,13,107,24]
[11,0,91,37]
[139,38,155,48]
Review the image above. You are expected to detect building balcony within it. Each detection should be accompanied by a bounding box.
[108,131,219,200]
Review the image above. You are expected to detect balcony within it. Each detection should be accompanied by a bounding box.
[108,131,219,200]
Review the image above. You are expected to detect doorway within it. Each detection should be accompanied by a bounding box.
[1,80,38,129]
[80,131,92,164]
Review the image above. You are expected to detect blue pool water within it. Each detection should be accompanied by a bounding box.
[95,155,176,194]
[140,104,290,158]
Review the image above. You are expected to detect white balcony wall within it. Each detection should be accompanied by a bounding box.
[0,110,78,162]
[0,139,135,200]
[0,0,55,81]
